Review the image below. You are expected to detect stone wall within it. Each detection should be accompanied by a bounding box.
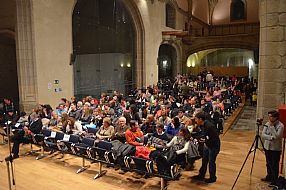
[31,0,75,109]
[16,0,187,110]
[134,0,187,86]
[257,0,286,118]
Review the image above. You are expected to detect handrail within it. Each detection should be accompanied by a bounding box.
[188,22,259,37]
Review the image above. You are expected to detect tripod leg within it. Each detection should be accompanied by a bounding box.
[250,146,257,175]
[231,138,256,190]
[280,139,285,174]
[250,136,260,175]
[6,161,12,190]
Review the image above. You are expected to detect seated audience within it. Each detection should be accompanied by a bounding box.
[165,117,182,138]
[157,110,171,128]
[151,124,169,142]
[141,114,156,134]
[96,117,115,140]
[8,112,42,159]
[68,102,81,120]
[65,117,83,135]
[178,109,191,126]
[125,120,144,146]
[113,116,129,143]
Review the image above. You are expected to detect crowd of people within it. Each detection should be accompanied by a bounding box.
[0,72,259,184]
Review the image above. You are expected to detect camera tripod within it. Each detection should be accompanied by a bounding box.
[231,122,265,190]
[0,121,16,190]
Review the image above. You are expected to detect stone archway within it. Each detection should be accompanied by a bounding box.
[185,35,258,56]
[0,0,18,110]
[122,0,145,88]
[161,38,183,76]
[72,0,145,97]
[183,33,259,72]
[158,44,176,79]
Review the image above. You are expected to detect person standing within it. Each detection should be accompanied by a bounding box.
[192,111,220,183]
[261,110,284,186]
[3,98,15,114]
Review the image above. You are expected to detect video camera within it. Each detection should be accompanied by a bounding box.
[256,118,263,125]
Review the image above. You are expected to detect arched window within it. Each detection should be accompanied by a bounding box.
[72,0,136,98]
[166,3,176,28]
[231,0,246,21]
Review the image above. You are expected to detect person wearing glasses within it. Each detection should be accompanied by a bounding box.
[261,110,284,187]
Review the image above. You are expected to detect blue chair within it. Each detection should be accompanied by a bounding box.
[93,141,115,179]
[44,132,64,151]
[131,156,154,176]
[34,129,52,160]
[86,127,99,138]
[74,138,95,174]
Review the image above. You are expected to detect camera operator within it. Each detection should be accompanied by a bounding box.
[261,110,284,186]
[2,109,19,135]
[3,98,15,114]
[4,109,18,126]
[192,111,220,183]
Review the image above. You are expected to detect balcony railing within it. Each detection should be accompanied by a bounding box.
[189,22,259,37]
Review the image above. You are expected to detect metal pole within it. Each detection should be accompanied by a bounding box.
[6,124,13,190]
[280,138,285,174]
[6,160,12,190]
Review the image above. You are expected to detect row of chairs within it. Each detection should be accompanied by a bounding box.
[222,95,241,116]
[31,128,180,190]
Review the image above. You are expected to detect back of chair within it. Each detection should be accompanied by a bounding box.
[96,141,114,164]
[131,157,154,174]
[42,129,51,137]
[98,140,112,151]
[87,127,98,135]
[55,132,65,140]
[69,135,80,144]
[82,137,95,147]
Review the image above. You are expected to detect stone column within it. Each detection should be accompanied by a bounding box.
[15,0,38,112]
[257,0,286,119]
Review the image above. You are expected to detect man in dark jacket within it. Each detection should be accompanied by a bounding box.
[192,111,220,183]
[113,116,129,143]
[8,112,42,159]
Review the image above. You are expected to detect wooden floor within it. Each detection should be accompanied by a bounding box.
[0,108,272,190]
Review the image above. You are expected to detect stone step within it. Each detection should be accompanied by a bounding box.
[231,105,257,131]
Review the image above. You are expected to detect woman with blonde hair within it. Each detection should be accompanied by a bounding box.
[80,102,93,125]
[96,117,115,140]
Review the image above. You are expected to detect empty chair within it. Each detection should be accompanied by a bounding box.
[74,137,95,174]
[93,141,115,179]
[86,127,98,138]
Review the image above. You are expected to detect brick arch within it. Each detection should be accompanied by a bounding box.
[122,0,145,88]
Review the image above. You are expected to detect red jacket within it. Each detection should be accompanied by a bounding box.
[125,128,144,146]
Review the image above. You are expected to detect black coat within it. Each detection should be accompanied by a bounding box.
[201,120,220,149]
[29,119,43,134]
